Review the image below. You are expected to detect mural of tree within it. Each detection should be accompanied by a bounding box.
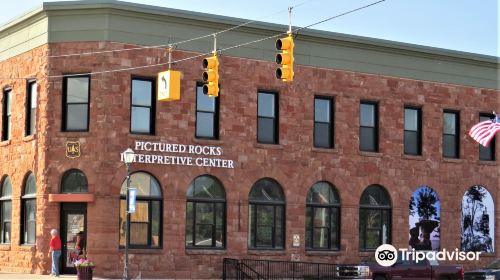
[461,185,494,253]
[409,196,416,217]
[416,188,438,220]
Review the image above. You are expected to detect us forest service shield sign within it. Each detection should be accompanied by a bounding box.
[66,141,81,159]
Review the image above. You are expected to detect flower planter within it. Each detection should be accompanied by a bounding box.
[76,266,94,280]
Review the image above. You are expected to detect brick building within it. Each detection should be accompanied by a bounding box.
[0,0,498,278]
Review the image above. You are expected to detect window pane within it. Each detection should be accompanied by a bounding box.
[3,222,10,243]
[381,210,390,244]
[131,80,152,106]
[313,228,329,249]
[314,123,331,148]
[248,205,255,247]
[66,104,88,130]
[119,200,126,246]
[130,223,148,245]
[30,83,37,109]
[249,179,284,202]
[404,108,418,131]
[196,112,215,138]
[305,207,312,248]
[275,206,284,248]
[215,203,224,248]
[360,127,376,151]
[196,203,214,225]
[258,117,275,143]
[62,171,88,193]
[6,117,11,140]
[360,185,390,206]
[24,199,36,244]
[2,201,11,219]
[258,92,275,117]
[331,208,339,249]
[195,224,214,246]
[131,202,148,222]
[479,115,495,161]
[443,134,457,158]
[188,176,225,199]
[360,103,375,127]
[6,91,11,114]
[307,182,338,204]
[121,172,161,197]
[151,201,160,247]
[404,131,419,155]
[256,225,273,247]
[30,108,36,135]
[315,98,331,123]
[197,86,215,112]
[313,208,329,227]
[27,221,36,244]
[24,174,36,195]
[67,77,89,103]
[1,177,12,197]
[443,112,456,134]
[131,106,151,133]
[186,202,193,247]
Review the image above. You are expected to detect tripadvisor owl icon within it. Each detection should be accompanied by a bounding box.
[375,244,398,267]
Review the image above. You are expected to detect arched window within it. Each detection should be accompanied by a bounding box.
[409,186,440,251]
[461,185,495,253]
[248,178,285,249]
[21,173,37,244]
[119,172,162,248]
[186,175,226,248]
[61,169,88,193]
[0,176,12,244]
[359,185,391,251]
[306,181,340,250]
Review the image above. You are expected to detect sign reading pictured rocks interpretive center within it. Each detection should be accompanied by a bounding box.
[120,140,235,169]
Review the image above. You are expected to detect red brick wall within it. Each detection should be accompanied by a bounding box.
[1,41,498,278]
[0,45,50,274]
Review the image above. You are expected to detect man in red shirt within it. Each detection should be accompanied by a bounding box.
[49,229,62,277]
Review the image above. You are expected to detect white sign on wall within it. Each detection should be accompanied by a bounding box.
[120,141,235,169]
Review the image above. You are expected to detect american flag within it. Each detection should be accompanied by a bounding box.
[469,115,500,147]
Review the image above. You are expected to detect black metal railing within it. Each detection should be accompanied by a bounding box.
[223,258,370,280]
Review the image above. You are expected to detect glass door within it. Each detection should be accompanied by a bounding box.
[61,203,86,274]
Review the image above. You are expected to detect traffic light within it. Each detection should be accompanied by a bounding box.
[275,33,294,82]
[202,54,219,97]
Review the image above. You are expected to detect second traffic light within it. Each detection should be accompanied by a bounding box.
[275,33,294,82]
[202,54,219,97]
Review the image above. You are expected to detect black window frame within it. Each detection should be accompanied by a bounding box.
[62,75,91,132]
[185,175,226,249]
[130,77,156,135]
[2,88,12,141]
[25,80,37,136]
[359,101,379,152]
[257,91,279,144]
[442,110,460,158]
[0,176,12,244]
[248,178,285,249]
[119,171,163,249]
[359,185,392,251]
[404,106,422,155]
[305,182,340,251]
[314,96,334,149]
[195,83,220,140]
[479,113,495,161]
[21,172,36,245]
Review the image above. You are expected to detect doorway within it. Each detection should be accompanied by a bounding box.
[60,203,87,274]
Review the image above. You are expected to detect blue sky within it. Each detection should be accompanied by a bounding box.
[1,0,498,56]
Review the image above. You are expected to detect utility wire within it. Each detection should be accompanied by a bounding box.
[49,0,315,58]
[39,0,386,79]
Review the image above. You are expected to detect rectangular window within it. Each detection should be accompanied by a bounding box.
[314,97,334,148]
[479,113,495,161]
[0,201,11,243]
[404,107,422,155]
[257,92,278,144]
[443,111,459,158]
[22,199,36,244]
[26,81,37,136]
[62,76,90,131]
[195,85,219,139]
[131,78,155,134]
[1,89,11,141]
[359,102,378,152]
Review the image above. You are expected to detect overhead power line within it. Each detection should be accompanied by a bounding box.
[2,0,386,80]
[48,0,315,58]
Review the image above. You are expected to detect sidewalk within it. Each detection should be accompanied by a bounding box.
[0,272,111,279]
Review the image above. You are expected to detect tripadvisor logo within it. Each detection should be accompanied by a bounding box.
[375,244,482,267]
